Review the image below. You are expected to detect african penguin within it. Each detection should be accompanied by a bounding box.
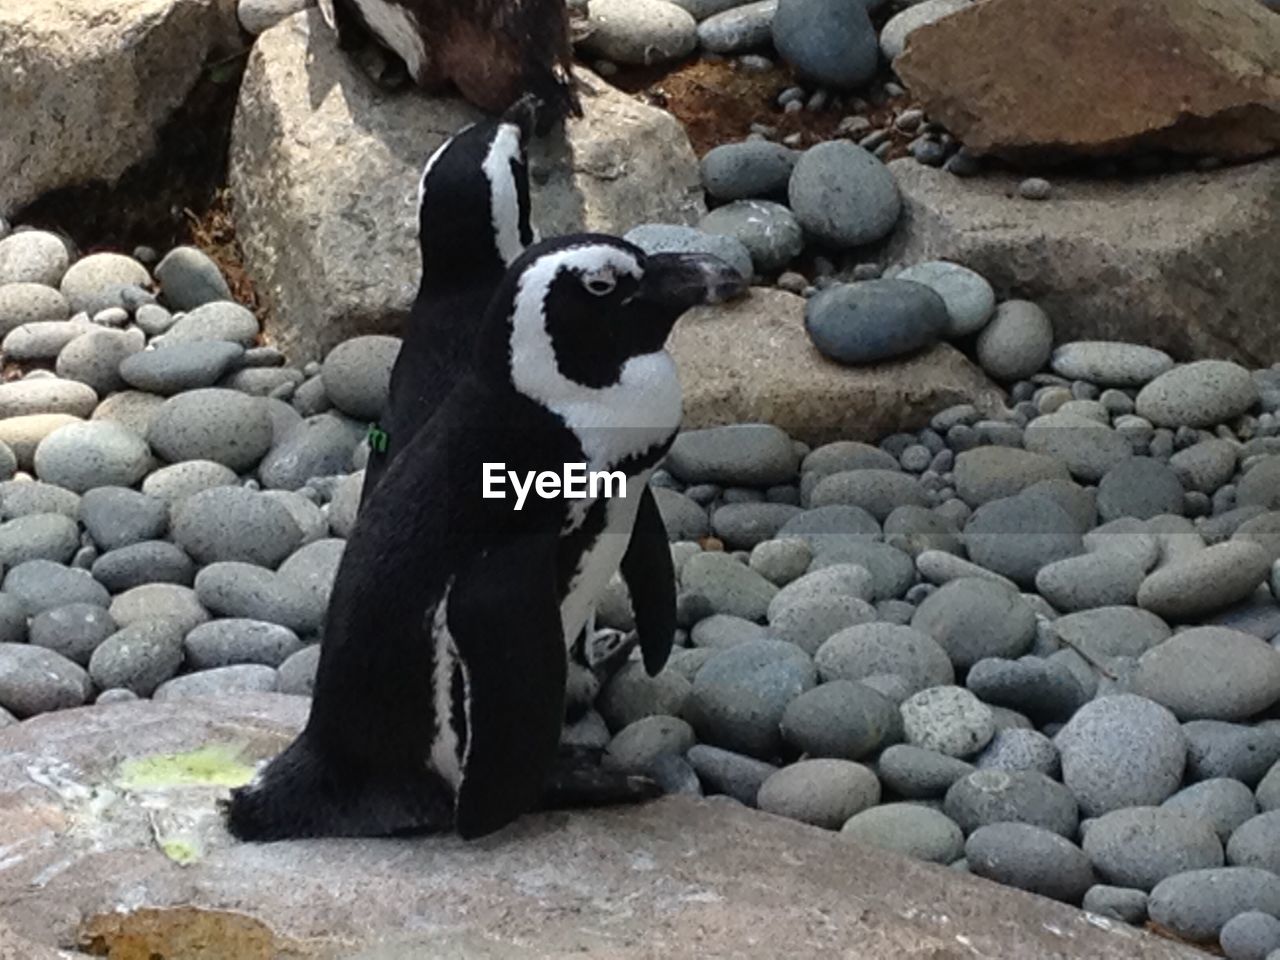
[225,236,746,841]
[360,105,690,721]
[317,0,581,132]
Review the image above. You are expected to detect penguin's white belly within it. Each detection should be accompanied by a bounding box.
[559,473,648,648]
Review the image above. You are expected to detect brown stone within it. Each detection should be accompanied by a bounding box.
[884,157,1280,366]
[896,0,1280,162]
[670,288,1003,446]
[0,695,1202,959]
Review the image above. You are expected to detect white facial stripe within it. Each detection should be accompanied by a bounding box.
[351,0,428,80]
[481,123,527,266]
[508,245,682,471]
[429,587,464,791]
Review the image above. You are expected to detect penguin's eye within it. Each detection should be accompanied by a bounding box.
[583,274,616,297]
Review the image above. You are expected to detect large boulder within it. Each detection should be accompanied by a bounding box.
[884,158,1280,366]
[895,0,1280,162]
[668,288,1002,445]
[0,695,1202,959]
[0,0,241,214]
[230,11,706,363]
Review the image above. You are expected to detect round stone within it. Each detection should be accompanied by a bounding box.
[1051,606,1171,659]
[815,622,954,693]
[876,744,973,798]
[623,224,754,281]
[1163,779,1259,843]
[879,0,967,60]
[1133,627,1280,722]
[698,200,803,273]
[686,744,778,806]
[966,657,1089,726]
[91,391,166,439]
[910,578,1036,669]
[1083,807,1224,892]
[581,0,697,65]
[0,231,70,286]
[945,769,1079,837]
[976,729,1060,778]
[804,280,946,365]
[108,584,208,635]
[964,494,1084,588]
[1149,868,1280,944]
[757,759,880,829]
[1170,439,1238,494]
[966,823,1094,904]
[953,447,1069,508]
[1024,414,1134,484]
[0,642,90,717]
[1220,911,1280,960]
[120,341,245,395]
[154,245,232,310]
[696,0,777,52]
[808,469,928,521]
[28,603,116,666]
[258,413,364,491]
[1055,694,1187,817]
[780,680,902,760]
[894,261,996,338]
[1238,457,1280,512]
[711,502,802,550]
[901,686,995,759]
[1227,811,1280,875]
[597,660,692,731]
[91,541,195,592]
[975,300,1053,382]
[1050,341,1175,387]
[1137,361,1259,429]
[59,253,150,315]
[0,512,78,566]
[1035,550,1147,612]
[749,537,813,585]
[141,459,238,503]
[699,141,798,203]
[0,378,98,420]
[686,639,816,758]
[87,620,184,695]
[667,425,799,487]
[788,142,902,247]
[603,715,696,775]
[153,663,279,700]
[193,562,323,634]
[78,486,168,551]
[766,564,875,653]
[171,486,304,567]
[33,421,150,493]
[55,328,143,395]
[320,336,398,421]
[1095,457,1186,523]
[772,0,878,90]
[3,560,108,614]
[840,803,964,864]
[277,643,320,695]
[1083,885,1150,925]
[680,551,779,622]
[1185,722,1280,787]
[159,301,259,346]
[148,388,273,471]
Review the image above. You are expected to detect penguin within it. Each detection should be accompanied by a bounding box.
[361,103,685,720]
[225,236,746,841]
[317,0,581,132]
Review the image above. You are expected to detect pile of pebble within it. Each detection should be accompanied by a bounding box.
[5,213,1280,957]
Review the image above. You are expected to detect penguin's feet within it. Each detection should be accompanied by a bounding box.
[538,744,662,811]
[585,627,639,677]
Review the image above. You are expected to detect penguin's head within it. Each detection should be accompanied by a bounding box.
[479,234,747,396]
[415,112,536,288]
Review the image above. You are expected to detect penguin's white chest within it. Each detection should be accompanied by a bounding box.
[559,472,649,646]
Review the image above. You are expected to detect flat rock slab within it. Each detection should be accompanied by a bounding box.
[885,157,1280,367]
[672,288,1003,446]
[230,11,705,363]
[0,695,1200,959]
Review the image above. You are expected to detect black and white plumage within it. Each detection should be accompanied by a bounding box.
[361,107,686,721]
[318,0,581,131]
[224,237,746,841]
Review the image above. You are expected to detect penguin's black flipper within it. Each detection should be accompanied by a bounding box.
[450,532,568,840]
[539,745,663,810]
[619,486,676,677]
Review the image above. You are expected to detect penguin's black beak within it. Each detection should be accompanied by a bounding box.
[501,94,543,146]
[640,253,749,314]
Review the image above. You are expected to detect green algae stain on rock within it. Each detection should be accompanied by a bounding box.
[115,745,255,791]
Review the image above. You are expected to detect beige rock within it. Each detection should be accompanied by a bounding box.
[0,414,81,471]
[230,11,705,363]
[669,288,1002,446]
[0,0,241,213]
[896,0,1280,162]
[884,157,1280,366]
[0,694,1202,959]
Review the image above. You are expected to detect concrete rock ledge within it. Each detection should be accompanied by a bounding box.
[0,695,1200,959]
